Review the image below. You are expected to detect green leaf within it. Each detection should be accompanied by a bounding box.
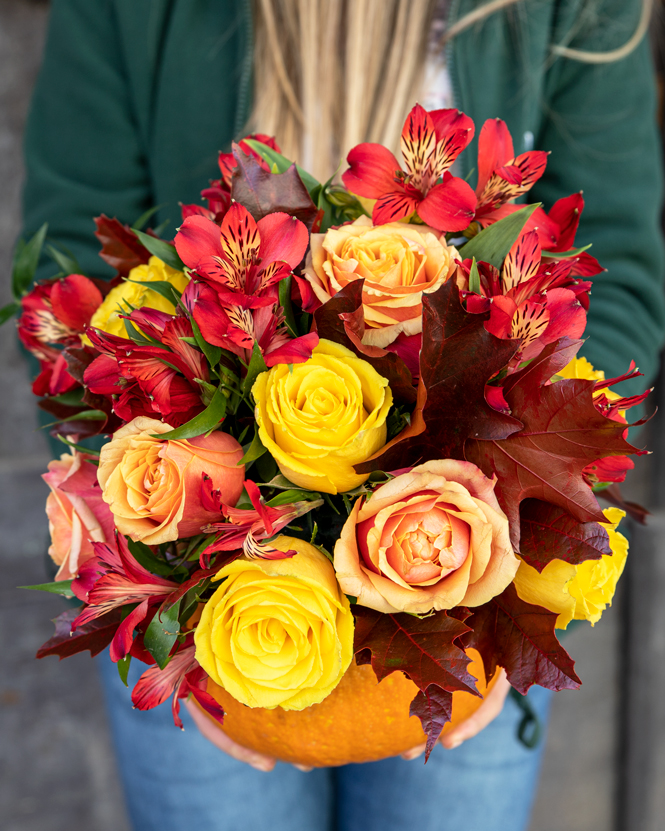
[48,388,85,407]
[132,203,168,231]
[126,538,184,578]
[468,257,481,294]
[46,244,81,276]
[278,275,298,338]
[239,429,267,466]
[127,279,181,305]
[241,341,268,398]
[191,318,222,367]
[0,302,20,326]
[57,409,106,423]
[133,229,185,271]
[153,385,227,440]
[267,489,321,506]
[144,600,181,669]
[260,473,300,491]
[56,434,101,457]
[541,244,592,259]
[117,655,131,686]
[243,138,320,194]
[12,223,47,299]
[20,580,74,598]
[459,204,541,269]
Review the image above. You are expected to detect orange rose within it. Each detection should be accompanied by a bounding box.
[43,449,116,580]
[334,459,518,615]
[98,417,245,545]
[303,216,458,348]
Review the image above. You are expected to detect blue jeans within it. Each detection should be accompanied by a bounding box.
[97,653,552,831]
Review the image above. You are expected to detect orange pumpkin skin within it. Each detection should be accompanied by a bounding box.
[203,648,497,767]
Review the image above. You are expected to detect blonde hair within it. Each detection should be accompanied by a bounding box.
[248,0,653,179]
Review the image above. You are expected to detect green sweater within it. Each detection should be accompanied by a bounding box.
[22,0,665,393]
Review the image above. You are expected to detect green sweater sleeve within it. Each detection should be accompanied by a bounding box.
[531,0,665,391]
[21,0,154,282]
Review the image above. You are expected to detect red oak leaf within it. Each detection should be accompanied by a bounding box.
[518,499,610,572]
[458,583,581,694]
[409,685,453,761]
[36,608,121,660]
[466,339,638,550]
[356,280,522,473]
[313,281,417,405]
[352,606,478,695]
[94,215,151,277]
[230,145,319,231]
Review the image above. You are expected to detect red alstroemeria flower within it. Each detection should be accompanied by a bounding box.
[18,274,104,396]
[84,310,209,427]
[343,104,477,231]
[462,229,589,366]
[72,534,178,662]
[176,202,317,366]
[199,479,323,565]
[473,119,549,229]
[131,638,225,728]
[18,274,103,355]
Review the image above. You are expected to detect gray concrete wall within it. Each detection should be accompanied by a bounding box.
[0,2,661,830]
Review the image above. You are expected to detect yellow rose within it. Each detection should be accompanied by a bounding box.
[84,256,189,341]
[252,339,392,494]
[513,507,628,629]
[194,536,354,710]
[302,216,458,348]
[556,356,621,406]
[98,417,245,545]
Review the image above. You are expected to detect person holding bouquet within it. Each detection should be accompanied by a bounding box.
[18,1,663,830]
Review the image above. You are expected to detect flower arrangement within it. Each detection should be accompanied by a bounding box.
[6,105,647,764]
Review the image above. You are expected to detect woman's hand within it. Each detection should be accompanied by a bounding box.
[184,698,313,772]
[401,670,512,761]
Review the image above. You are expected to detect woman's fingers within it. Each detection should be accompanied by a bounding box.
[440,670,511,750]
[401,742,427,761]
[184,698,277,772]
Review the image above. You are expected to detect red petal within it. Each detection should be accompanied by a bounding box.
[342,143,401,198]
[186,686,225,725]
[540,287,587,344]
[109,598,150,663]
[51,274,103,331]
[400,104,437,178]
[257,212,309,269]
[220,203,261,272]
[476,119,514,195]
[547,193,584,252]
[503,230,541,292]
[430,108,475,145]
[486,295,517,340]
[174,216,224,269]
[181,203,215,221]
[264,332,319,366]
[372,191,419,225]
[48,353,79,395]
[417,174,477,232]
[293,273,323,314]
[570,251,604,277]
[84,353,121,395]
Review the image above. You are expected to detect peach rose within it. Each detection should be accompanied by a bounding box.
[43,449,116,581]
[302,216,458,348]
[334,459,519,615]
[98,417,245,545]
